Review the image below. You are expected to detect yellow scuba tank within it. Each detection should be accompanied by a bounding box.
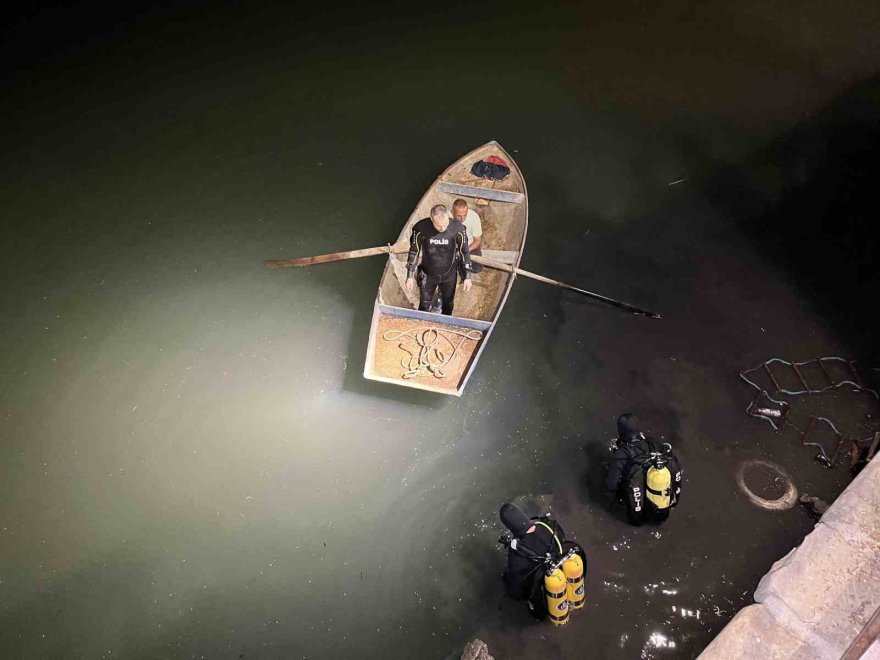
[646,462,672,509]
[544,568,569,626]
[562,553,585,610]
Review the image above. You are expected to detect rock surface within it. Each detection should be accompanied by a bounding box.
[460,638,495,660]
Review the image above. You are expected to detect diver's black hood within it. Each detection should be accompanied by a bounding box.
[616,413,641,441]
[499,502,532,537]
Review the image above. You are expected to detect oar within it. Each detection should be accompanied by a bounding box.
[472,254,662,319]
[263,243,661,318]
[263,240,410,268]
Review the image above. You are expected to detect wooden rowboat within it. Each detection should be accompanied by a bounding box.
[363,141,528,396]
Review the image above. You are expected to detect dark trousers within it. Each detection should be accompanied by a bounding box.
[419,271,458,315]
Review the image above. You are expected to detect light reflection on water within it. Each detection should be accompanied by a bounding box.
[641,631,677,658]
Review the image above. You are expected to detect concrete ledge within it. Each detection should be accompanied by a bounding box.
[699,603,822,659]
[700,457,880,659]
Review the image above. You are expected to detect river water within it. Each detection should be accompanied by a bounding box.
[2,2,878,658]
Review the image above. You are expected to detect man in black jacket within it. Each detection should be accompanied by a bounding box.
[405,203,472,315]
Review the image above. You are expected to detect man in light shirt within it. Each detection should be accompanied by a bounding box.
[449,199,483,274]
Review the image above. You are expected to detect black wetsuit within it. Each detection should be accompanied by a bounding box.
[605,434,654,497]
[606,434,681,525]
[405,218,472,315]
[504,518,566,602]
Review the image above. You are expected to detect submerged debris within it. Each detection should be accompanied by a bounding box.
[798,493,830,520]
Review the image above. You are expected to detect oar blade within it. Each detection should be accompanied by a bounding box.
[471,254,661,319]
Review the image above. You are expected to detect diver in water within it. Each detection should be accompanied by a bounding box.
[605,413,683,525]
[498,502,584,619]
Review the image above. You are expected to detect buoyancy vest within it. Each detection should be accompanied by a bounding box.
[509,517,565,561]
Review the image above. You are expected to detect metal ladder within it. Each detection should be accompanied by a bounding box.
[740,357,878,399]
[740,357,879,467]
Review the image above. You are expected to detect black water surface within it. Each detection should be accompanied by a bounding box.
[2,2,878,658]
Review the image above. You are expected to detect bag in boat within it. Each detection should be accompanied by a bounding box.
[470,159,510,181]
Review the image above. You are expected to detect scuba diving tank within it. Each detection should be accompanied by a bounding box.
[544,568,569,626]
[562,554,585,610]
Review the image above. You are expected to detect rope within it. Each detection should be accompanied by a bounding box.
[382,326,483,379]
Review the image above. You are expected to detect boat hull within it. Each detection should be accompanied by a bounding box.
[363,141,528,396]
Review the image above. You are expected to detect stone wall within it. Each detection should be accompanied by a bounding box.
[699,457,880,659]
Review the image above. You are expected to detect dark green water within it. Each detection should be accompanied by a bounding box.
[2,2,878,658]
